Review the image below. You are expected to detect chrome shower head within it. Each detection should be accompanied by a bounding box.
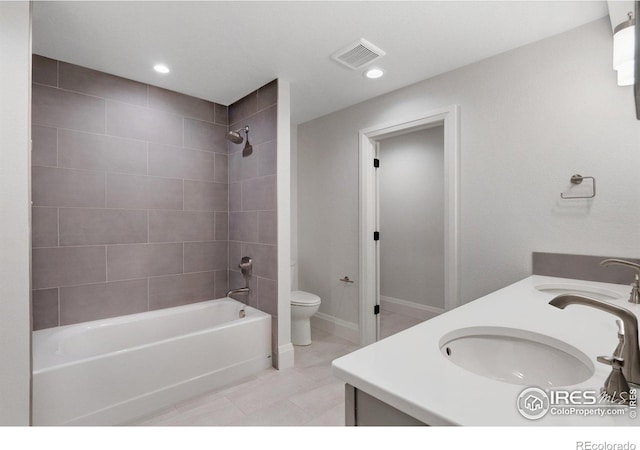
[226,129,244,144]
[226,125,250,145]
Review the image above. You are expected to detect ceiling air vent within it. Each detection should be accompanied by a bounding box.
[331,38,386,70]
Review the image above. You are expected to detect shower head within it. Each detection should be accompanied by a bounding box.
[226,125,253,156]
[226,129,244,144]
[226,125,250,145]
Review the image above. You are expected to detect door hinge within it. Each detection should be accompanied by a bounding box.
[373,158,380,168]
[373,231,380,241]
[374,305,380,315]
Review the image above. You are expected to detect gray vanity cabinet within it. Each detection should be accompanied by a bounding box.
[344,384,427,426]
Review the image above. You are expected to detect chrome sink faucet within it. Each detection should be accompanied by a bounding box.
[549,294,640,386]
[600,258,640,304]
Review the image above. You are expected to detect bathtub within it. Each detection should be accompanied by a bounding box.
[32,297,272,425]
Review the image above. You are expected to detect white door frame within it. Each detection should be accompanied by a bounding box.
[358,105,460,346]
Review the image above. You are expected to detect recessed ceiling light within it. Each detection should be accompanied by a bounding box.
[364,68,384,79]
[153,64,170,74]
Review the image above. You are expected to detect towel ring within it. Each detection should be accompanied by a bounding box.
[560,174,596,199]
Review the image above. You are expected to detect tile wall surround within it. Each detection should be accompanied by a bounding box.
[31,54,278,332]
[227,80,279,358]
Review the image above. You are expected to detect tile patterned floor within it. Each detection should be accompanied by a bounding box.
[379,309,432,339]
[132,311,429,426]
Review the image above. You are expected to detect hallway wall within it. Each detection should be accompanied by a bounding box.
[379,127,445,310]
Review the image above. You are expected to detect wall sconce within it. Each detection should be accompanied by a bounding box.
[613,11,636,86]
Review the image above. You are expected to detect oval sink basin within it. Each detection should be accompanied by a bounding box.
[534,283,622,301]
[440,327,594,387]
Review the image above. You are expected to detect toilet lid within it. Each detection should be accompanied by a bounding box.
[291,290,321,306]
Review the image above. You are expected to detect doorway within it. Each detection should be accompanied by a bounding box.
[377,126,445,338]
[358,106,460,345]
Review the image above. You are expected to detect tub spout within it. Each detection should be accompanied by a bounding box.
[227,287,249,318]
[226,287,249,302]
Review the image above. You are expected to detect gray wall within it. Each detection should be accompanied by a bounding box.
[297,18,640,327]
[31,55,231,329]
[0,1,32,425]
[378,127,445,309]
[227,81,279,357]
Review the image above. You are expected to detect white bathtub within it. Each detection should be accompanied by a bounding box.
[32,297,272,425]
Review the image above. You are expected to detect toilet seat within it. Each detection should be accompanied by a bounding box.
[291,290,321,307]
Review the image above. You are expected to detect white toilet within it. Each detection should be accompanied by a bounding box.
[290,263,321,346]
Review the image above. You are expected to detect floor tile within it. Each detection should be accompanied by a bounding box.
[130,405,180,426]
[224,368,319,415]
[380,310,426,339]
[154,396,245,426]
[227,399,313,426]
[288,379,345,416]
[304,402,345,426]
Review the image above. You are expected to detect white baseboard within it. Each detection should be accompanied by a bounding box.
[311,312,359,344]
[380,295,444,320]
[276,342,295,370]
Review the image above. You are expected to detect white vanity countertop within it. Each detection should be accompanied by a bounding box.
[331,275,640,426]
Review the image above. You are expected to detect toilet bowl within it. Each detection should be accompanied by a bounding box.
[291,290,321,346]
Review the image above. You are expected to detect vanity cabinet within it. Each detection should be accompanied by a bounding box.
[344,384,427,426]
[334,276,638,426]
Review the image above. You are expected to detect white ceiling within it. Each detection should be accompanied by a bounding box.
[33,1,609,125]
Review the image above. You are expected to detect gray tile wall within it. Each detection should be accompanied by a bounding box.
[31,55,230,330]
[227,80,279,356]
